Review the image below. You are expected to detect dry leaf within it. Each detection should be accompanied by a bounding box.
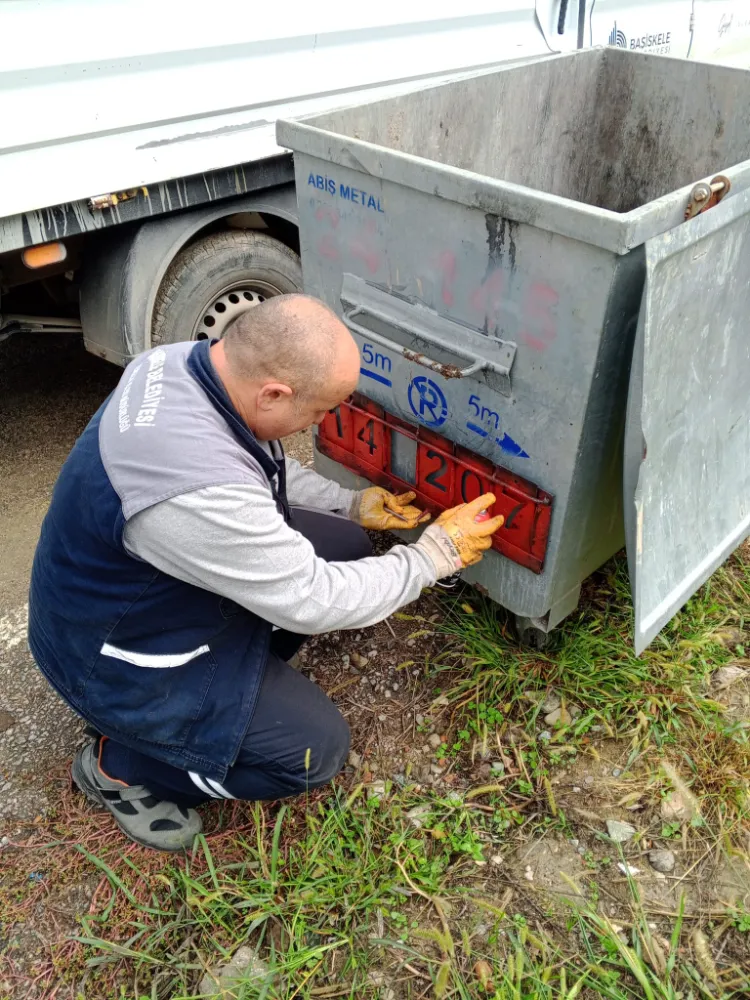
[473,960,494,992]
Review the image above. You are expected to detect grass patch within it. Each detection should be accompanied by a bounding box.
[3,552,749,997]
[7,781,749,998]
[432,557,748,743]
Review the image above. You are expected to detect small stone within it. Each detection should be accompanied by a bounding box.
[572,786,582,793]
[406,638,416,648]
[341,654,350,667]
[490,854,502,866]
[712,665,747,689]
[648,849,676,873]
[421,744,431,754]
[446,790,462,803]
[406,805,432,828]
[544,707,573,726]
[434,696,450,706]
[199,946,271,996]
[1,836,8,846]
[430,763,443,775]
[347,750,362,769]
[350,652,368,669]
[540,690,561,714]
[307,674,317,685]
[415,713,425,726]
[368,780,387,799]
[490,761,505,773]
[384,690,392,699]
[584,775,594,786]
[392,683,399,691]
[378,714,387,722]
[524,866,534,882]
[538,730,552,741]
[606,820,637,843]
[428,733,443,750]
[612,768,622,777]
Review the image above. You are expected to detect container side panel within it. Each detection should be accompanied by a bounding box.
[626,189,750,652]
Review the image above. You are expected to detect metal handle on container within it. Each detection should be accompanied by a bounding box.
[343,304,486,379]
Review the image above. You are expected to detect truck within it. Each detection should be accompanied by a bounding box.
[1,1,748,363]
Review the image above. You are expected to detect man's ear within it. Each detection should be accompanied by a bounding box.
[257,382,294,411]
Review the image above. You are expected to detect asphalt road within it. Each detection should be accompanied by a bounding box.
[0,334,120,823]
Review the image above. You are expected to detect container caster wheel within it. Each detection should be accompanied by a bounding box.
[514,615,550,650]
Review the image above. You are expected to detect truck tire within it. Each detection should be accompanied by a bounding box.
[151,230,302,346]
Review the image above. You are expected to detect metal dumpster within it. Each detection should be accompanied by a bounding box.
[277,47,750,651]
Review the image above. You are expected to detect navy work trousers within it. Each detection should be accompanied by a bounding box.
[100,508,372,807]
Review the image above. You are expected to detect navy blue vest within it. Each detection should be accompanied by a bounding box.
[28,340,289,780]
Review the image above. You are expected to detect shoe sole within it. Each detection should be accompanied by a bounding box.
[71,751,195,853]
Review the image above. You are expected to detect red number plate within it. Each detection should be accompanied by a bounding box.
[317,394,553,574]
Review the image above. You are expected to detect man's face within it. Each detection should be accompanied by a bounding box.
[251,379,357,441]
[250,334,361,441]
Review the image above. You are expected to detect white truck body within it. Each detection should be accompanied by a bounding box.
[0,0,748,361]
[1,1,748,224]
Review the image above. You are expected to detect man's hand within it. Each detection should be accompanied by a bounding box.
[351,487,431,531]
[415,494,504,577]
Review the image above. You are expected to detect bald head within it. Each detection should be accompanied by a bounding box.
[223,294,355,399]
[211,293,361,441]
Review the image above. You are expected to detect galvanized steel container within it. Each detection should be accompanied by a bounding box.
[278,48,750,650]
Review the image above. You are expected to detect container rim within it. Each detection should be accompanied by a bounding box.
[277,49,750,255]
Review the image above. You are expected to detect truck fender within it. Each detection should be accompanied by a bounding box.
[79,183,298,366]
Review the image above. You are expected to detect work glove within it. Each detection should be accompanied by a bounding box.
[414,493,504,578]
[350,487,431,531]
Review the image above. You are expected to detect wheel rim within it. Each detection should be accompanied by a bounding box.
[191,280,283,341]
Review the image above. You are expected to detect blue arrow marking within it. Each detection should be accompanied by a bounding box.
[466,421,529,459]
[496,433,529,459]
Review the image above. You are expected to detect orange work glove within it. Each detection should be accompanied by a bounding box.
[350,487,431,531]
[414,493,504,577]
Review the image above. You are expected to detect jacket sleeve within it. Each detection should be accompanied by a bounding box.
[123,483,436,633]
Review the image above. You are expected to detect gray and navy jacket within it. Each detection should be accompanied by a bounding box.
[28,340,290,780]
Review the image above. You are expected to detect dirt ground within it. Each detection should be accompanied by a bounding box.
[0,336,118,825]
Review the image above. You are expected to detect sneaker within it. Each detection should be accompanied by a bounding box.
[71,741,202,852]
[435,572,463,591]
